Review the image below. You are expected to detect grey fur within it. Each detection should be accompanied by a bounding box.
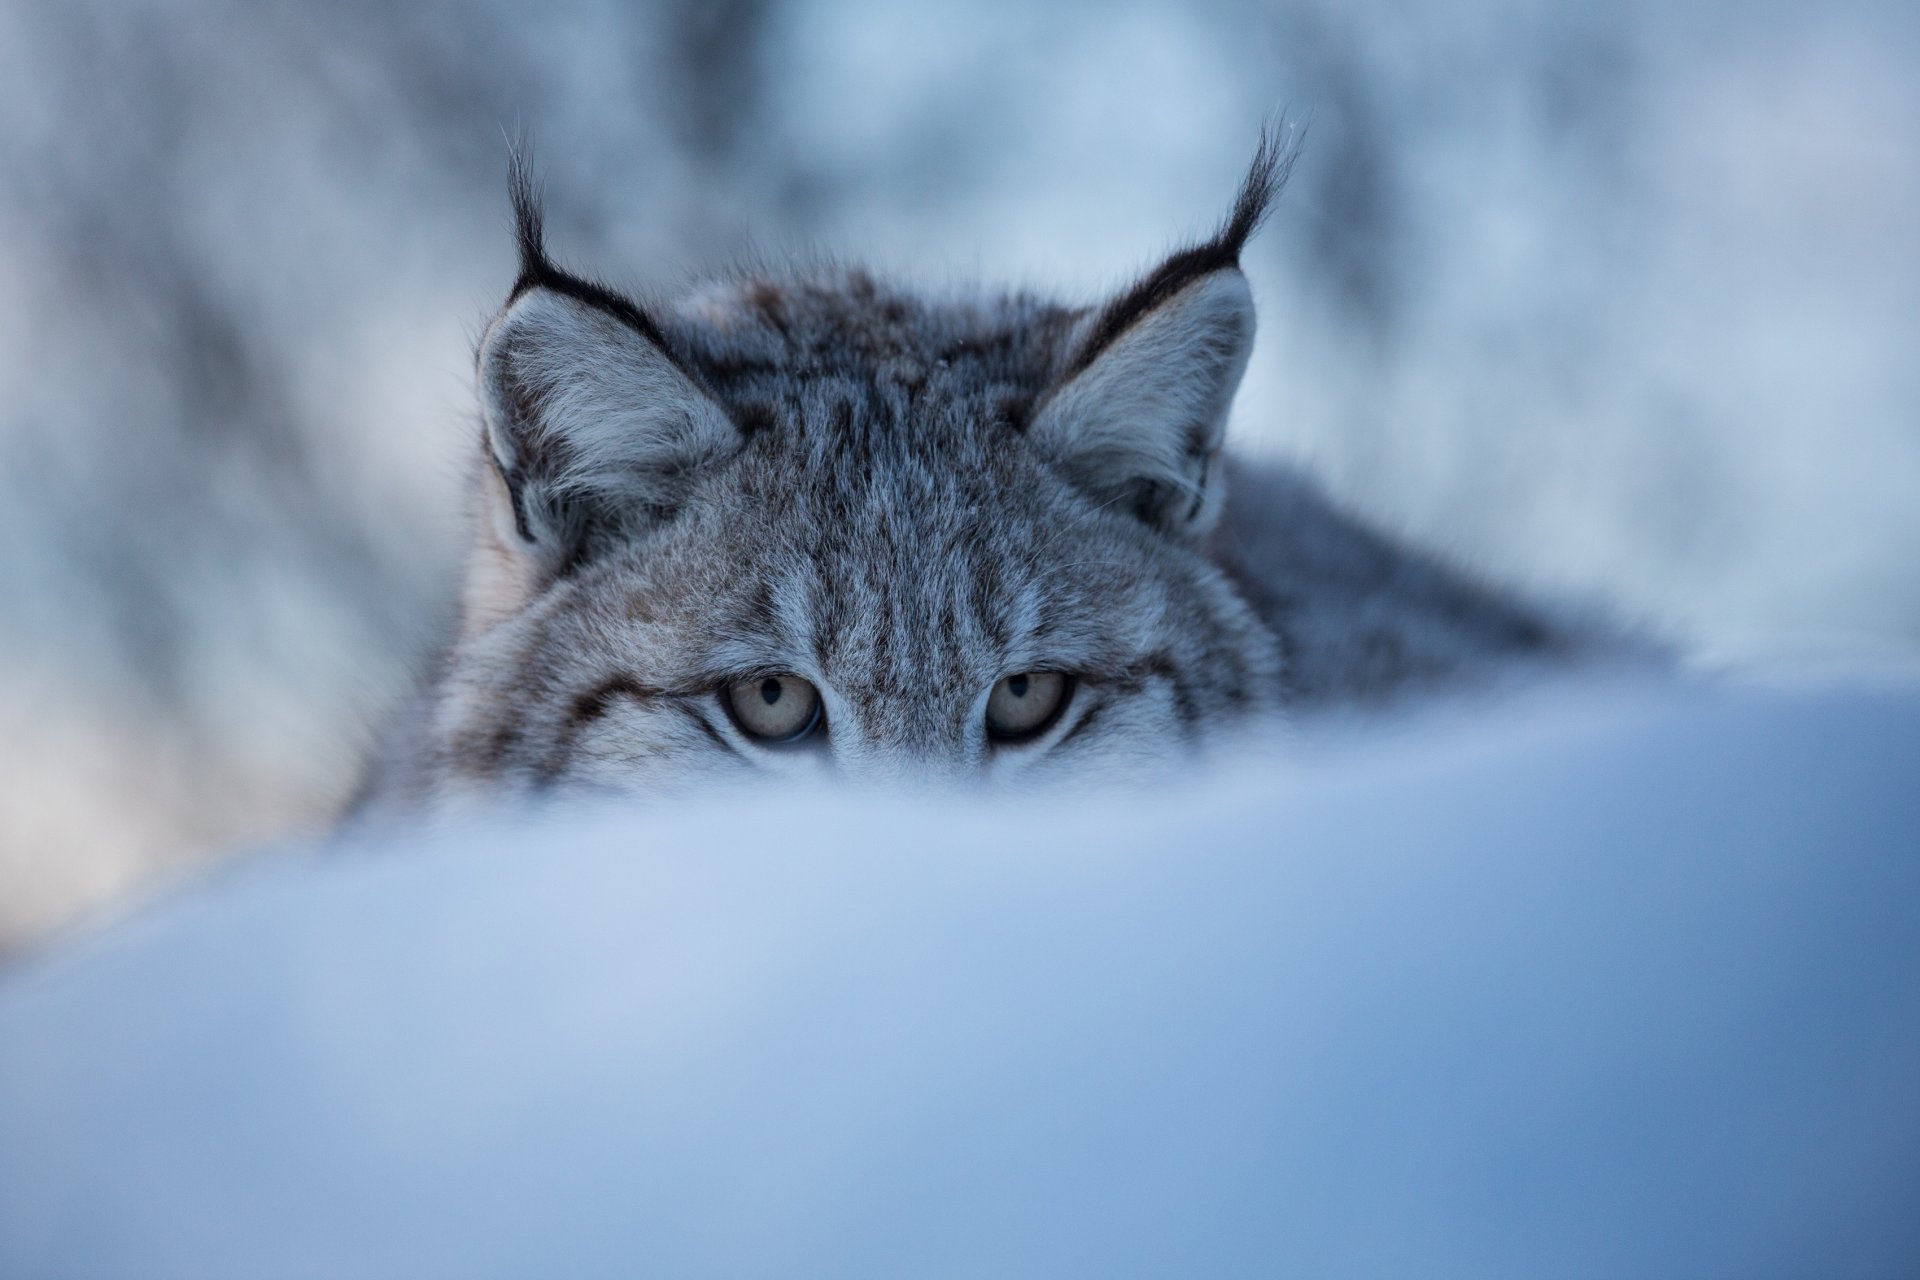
[355,142,1639,815]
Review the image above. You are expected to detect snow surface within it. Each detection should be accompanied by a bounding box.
[2,679,1918,1277]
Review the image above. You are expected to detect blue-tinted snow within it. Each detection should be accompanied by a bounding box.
[2,680,1916,1277]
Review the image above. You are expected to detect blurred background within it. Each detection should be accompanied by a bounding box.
[1,0,1915,950]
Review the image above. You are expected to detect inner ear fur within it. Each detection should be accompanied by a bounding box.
[1026,131,1292,537]
[1030,270,1255,535]
[477,285,737,565]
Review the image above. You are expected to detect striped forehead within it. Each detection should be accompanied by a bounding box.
[613,360,1156,698]
[676,452,1083,692]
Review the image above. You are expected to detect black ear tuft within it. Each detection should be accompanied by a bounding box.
[507,141,551,291]
[1063,122,1303,381]
[1217,118,1302,261]
[496,143,689,368]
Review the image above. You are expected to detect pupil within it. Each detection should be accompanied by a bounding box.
[1008,674,1029,698]
[759,678,783,705]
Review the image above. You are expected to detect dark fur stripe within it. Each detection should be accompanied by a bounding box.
[1105,650,1202,739]
[502,144,705,388]
[1061,125,1300,381]
[537,675,669,783]
[682,706,746,759]
[1053,699,1106,750]
[566,675,668,724]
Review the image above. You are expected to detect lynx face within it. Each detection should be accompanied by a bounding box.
[404,140,1297,807]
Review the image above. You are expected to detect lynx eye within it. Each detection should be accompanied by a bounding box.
[985,671,1072,743]
[723,674,823,744]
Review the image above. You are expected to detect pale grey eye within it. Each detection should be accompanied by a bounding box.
[724,674,823,744]
[985,671,1071,742]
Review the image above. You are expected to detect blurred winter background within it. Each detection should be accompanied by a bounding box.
[1,0,1916,950]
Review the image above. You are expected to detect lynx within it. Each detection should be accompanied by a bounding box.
[357,133,1622,813]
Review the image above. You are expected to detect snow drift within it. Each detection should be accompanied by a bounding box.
[2,679,1917,1277]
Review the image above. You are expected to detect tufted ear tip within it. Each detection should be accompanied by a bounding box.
[1025,128,1295,538]
[1216,120,1301,265]
[505,141,550,293]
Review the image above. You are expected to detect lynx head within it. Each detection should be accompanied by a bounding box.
[419,136,1295,804]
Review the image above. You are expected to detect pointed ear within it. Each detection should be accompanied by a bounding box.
[1031,269,1255,535]
[1027,129,1295,537]
[471,154,738,601]
[478,285,737,563]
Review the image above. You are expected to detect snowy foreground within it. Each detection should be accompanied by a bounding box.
[2,680,1918,1278]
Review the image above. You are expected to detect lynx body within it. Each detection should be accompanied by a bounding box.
[359,138,1617,813]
